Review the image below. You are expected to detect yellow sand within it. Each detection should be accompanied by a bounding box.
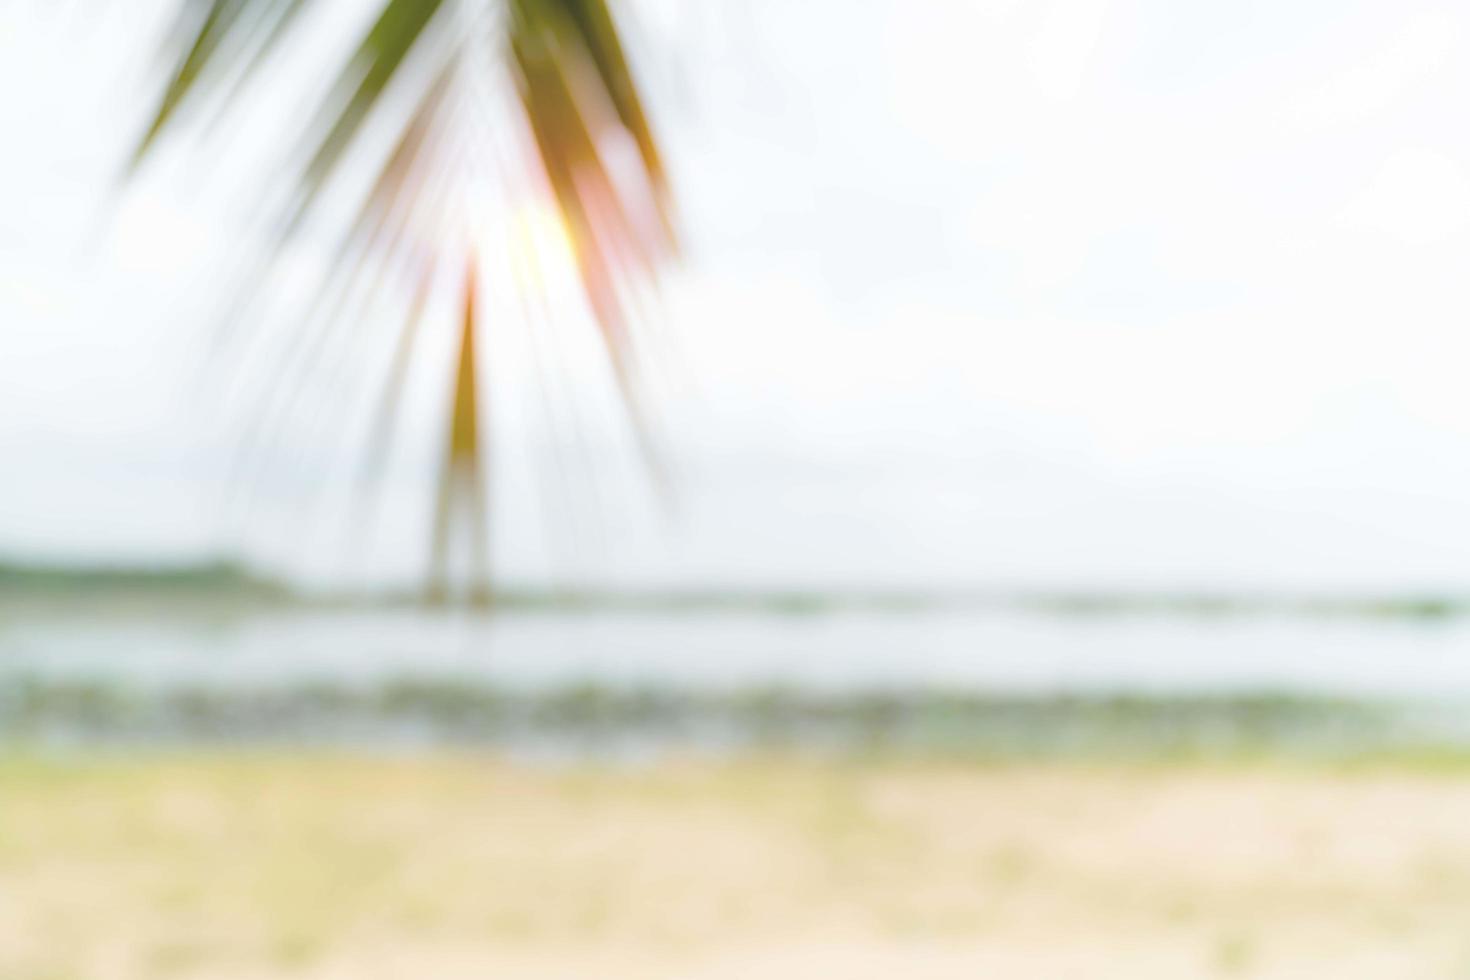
[3,755,1470,978]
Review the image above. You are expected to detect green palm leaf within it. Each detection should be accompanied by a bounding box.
[128,0,678,602]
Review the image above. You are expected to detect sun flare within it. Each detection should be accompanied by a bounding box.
[505,198,579,271]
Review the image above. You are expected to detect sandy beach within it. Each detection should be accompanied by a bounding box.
[4,754,1470,978]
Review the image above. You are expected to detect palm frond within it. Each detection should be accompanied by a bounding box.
[128,0,678,600]
[428,260,490,605]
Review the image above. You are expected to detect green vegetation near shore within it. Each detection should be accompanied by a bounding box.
[4,555,1470,622]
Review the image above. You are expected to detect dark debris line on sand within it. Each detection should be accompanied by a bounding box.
[0,675,1450,759]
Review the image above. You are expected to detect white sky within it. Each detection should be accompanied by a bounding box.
[5,0,1470,590]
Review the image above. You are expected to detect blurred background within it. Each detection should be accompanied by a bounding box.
[7,1,1470,977]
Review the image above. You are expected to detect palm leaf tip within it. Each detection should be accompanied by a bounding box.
[429,260,489,606]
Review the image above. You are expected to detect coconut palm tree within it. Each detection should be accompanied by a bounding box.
[127,0,678,603]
